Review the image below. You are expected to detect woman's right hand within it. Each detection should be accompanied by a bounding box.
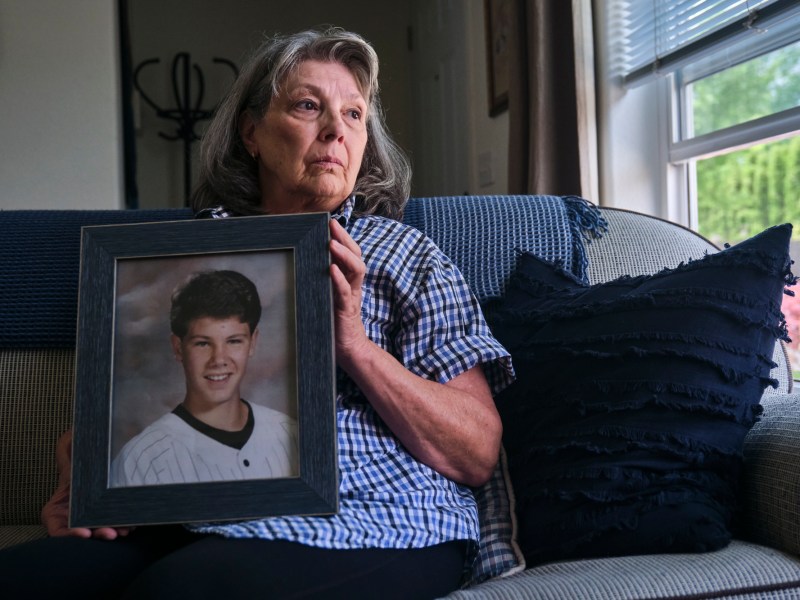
[40,430,133,540]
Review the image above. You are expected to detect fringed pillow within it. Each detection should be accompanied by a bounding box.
[486,223,796,566]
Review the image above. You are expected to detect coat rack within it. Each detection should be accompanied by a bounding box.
[133,52,238,205]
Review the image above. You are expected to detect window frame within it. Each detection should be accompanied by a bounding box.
[663,27,800,230]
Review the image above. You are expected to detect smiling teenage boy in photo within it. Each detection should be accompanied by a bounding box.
[110,269,297,487]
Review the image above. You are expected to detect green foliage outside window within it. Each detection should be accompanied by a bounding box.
[690,42,800,137]
[695,137,800,244]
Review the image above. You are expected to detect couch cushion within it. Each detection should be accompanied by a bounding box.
[741,390,800,556]
[0,350,74,527]
[486,224,795,565]
[466,449,525,585]
[443,540,800,599]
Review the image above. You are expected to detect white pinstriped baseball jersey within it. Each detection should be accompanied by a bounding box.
[110,401,297,487]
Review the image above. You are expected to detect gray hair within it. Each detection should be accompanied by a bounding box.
[191,27,411,219]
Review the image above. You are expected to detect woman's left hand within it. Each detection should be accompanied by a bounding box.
[328,219,371,364]
[41,430,134,540]
[326,219,502,487]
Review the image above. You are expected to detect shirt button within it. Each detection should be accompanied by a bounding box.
[243,459,250,467]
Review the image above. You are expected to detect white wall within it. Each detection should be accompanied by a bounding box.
[0,0,123,209]
[592,0,667,217]
[408,0,509,197]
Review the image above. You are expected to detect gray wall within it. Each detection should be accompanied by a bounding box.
[0,0,123,209]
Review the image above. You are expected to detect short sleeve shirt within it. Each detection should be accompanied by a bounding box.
[187,197,513,550]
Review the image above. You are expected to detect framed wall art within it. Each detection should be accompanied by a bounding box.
[485,0,512,116]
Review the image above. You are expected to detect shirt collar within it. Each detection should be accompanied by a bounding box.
[195,194,357,224]
[331,194,356,227]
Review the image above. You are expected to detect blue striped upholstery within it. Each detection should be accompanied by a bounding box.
[1,197,607,349]
[403,195,606,302]
[0,196,605,586]
[0,208,193,349]
[2,197,800,599]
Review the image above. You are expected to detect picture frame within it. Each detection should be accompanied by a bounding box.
[484,0,512,117]
[70,213,338,528]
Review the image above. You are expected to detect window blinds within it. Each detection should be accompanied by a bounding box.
[617,0,799,87]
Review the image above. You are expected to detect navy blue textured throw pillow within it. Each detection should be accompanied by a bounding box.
[487,224,795,566]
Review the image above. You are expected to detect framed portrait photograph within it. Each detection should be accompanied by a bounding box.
[484,0,512,116]
[70,212,338,528]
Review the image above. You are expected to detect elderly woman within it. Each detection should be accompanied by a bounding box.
[1,27,511,599]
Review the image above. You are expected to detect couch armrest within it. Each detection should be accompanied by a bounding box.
[740,390,800,556]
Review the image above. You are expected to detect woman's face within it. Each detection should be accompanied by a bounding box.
[241,60,369,214]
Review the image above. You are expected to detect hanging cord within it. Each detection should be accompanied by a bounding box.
[651,0,662,76]
[744,0,768,33]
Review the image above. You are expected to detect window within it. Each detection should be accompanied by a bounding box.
[681,38,800,241]
[614,0,800,378]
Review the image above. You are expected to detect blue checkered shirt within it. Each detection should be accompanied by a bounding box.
[188,197,513,550]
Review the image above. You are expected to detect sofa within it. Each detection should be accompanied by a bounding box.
[1,194,799,598]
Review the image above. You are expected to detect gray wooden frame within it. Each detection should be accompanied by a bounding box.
[70,213,337,528]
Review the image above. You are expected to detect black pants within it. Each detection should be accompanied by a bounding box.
[0,526,467,600]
